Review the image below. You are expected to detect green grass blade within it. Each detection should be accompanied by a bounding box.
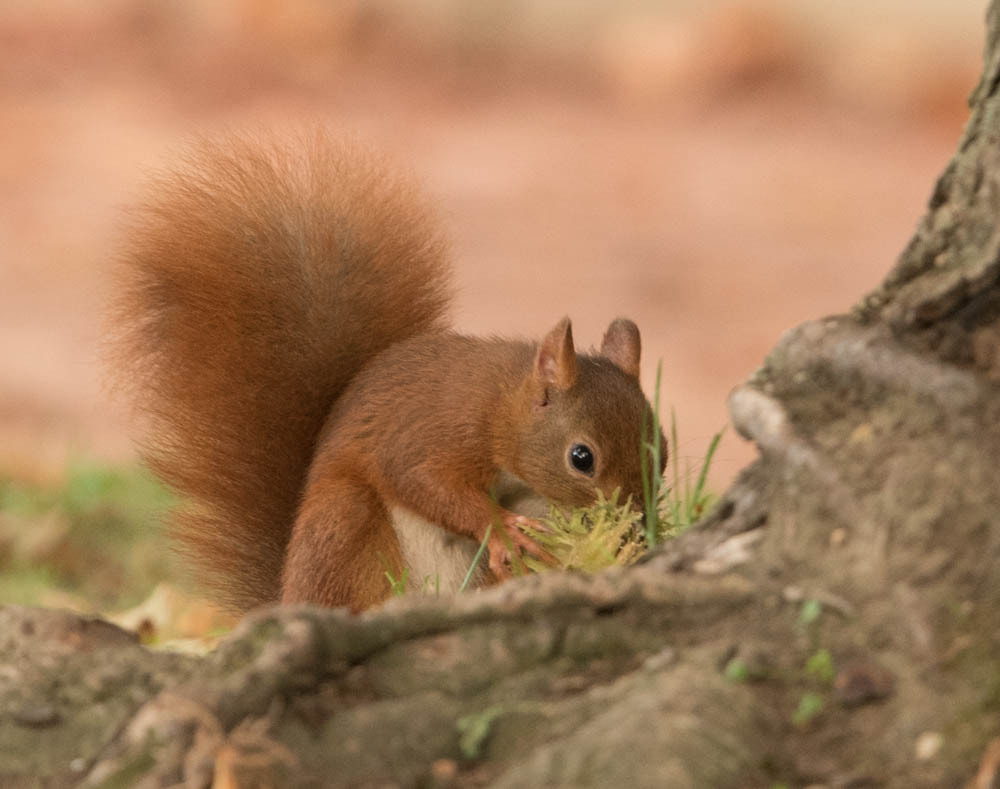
[460,523,492,593]
[670,406,680,510]
[692,427,725,511]
[684,459,694,523]
[641,406,655,547]
[646,361,665,546]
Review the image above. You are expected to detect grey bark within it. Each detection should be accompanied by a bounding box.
[6,3,1000,787]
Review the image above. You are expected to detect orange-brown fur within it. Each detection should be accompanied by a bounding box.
[111,131,665,615]
[110,131,450,611]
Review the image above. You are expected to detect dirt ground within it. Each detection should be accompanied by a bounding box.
[0,3,979,490]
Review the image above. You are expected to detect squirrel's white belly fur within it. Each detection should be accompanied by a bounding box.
[390,508,488,594]
[390,471,549,597]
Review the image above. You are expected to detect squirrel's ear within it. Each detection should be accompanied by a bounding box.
[600,318,641,379]
[533,317,578,395]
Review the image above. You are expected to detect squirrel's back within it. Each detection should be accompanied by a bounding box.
[110,131,452,611]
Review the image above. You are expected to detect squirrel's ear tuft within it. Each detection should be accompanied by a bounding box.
[600,318,641,379]
[533,317,578,395]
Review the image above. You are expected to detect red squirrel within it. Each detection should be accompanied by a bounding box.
[111,131,666,614]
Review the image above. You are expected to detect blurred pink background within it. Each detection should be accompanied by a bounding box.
[0,0,986,489]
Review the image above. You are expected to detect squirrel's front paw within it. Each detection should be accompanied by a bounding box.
[486,513,558,581]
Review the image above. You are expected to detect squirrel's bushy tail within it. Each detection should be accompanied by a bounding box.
[110,131,452,612]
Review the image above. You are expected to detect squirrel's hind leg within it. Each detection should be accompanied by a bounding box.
[282,475,402,612]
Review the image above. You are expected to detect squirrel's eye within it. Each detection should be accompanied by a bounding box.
[569,443,595,475]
